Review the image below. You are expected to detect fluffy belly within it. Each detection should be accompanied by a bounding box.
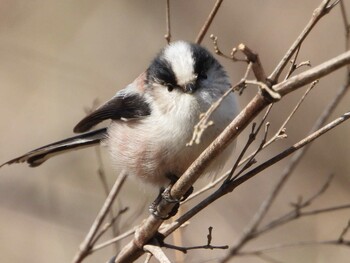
[106,120,202,186]
[106,116,233,187]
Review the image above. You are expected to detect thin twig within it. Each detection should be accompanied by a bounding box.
[258,254,285,263]
[162,227,228,253]
[144,244,172,263]
[209,35,247,62]
[274,50,350,95]
[340,0,350,72]
[187,62,253,146]
[187,84,237,146]
[230,122,270,181]
[339,220,350,241]
[258,204,350,237]
[284,44,302,80]
[269,0,339,83]
[241,80,318,163]
[195,0,224,44]
[182,104,272,203]
[164,0,171,44]
[94,146,121,252]
[144,253,152,263]
[340,0,349,29]
[238,237,350,257]
[91,228,136,253]
[72,171,127,263]
[255,174,334,235]
[238,44,268,82]
[160,110,350,245]
[245,80,281,101]
[91,207,129,246]
[220,82,349,261]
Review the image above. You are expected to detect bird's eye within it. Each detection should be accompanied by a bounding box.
[199,72,207,80]
[167,85,174,92]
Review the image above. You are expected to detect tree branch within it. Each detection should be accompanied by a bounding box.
[164,0,171,44]
[195,0,224,44]
[268,0,339,83]
[114,49,350,262]
[73,171,127,263]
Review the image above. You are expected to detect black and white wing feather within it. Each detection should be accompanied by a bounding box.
[1,88,151,168]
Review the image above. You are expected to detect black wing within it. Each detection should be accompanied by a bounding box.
[74,93,151,133]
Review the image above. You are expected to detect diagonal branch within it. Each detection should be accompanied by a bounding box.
[143,244,171,263]
[195,0,224,44]
[269,0,338,83]
[73,171,127,263]
[161,110,350,241]
[114,50,350,263]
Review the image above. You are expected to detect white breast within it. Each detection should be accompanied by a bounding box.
[107,85,238,187]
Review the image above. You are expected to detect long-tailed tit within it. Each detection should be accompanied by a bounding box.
[1,41,238,194]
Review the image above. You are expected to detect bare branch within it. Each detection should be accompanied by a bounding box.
[92,207,129,246]
[340,0,349,30]
[144,253,152,263]
[340,0,350,72]
[253,80,317,155]
[238,44,268,82]
[274,50,350,95]
[186,84,235,146]
[339,220,350,242]
[161,226,228,253]
[231,122,270,181]
[91,228,136,253]
[195,0,224,44]
[164,0,171,44]
[256,174,335,235]
[73,171,127,263]
[115,51,350,262]
[238,237,350,257]
[209,35,247,62]
[144,244,171,263]
[245,80,281,101]
[269,0,339,83]
[160,110,350,244]
[220,89,350,261]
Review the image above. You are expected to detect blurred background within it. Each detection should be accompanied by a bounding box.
[0,0,349,262]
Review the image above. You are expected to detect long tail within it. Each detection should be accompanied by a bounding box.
[1,128,107,168]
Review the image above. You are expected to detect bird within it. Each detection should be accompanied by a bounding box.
[1,41,239,208]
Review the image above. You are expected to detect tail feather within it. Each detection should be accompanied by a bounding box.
[1,128,107,168]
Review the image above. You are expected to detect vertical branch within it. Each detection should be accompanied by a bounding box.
[195,0,224,44]
[340,0,350,72]
[164,0,171,44]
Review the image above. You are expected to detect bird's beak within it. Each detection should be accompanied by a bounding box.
[183,82,196,94]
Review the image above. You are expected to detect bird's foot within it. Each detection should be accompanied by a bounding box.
[149,174,193,219]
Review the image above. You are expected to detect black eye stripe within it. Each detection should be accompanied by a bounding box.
[146,42,224,91]
[146,55,177,89]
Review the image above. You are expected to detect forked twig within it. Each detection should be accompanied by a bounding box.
[161,227,228,253]
[210,34,247,62]
[269,0,340,83]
